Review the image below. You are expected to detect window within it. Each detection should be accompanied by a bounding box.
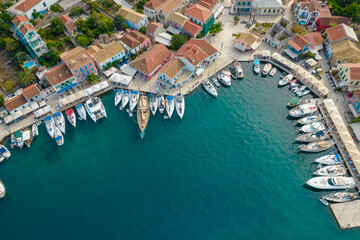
[43,2,46,7]
[82,73,85,78]
[92,69,94,72]
[78,75,80,78]
[356,82,360,86]
[80,67,83,72]
[84,65,88,69]
[75,69,78,73]
[89,63,92,67]
[273,9,275,12]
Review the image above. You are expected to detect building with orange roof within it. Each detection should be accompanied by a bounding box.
[146,22,164,42]
[304,32,323,51]
[22,84,41,101]
[338,64,360,88]
[234,32,260,52]
[286,35,310,58]
[44,64,77,94]
[182,21,202,38]
[143,0,190,23]
[4,94,29,114]
[119,30,152,56]
[130,44,172,80]
[118,8,149,31]
[184,4,214,35]
[157,58,194,88]
[60,14,77,34]
[316,15,349,31]
[7,0,59,19]
[12,15,48,58]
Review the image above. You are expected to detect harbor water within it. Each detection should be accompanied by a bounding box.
[0,62,359,239]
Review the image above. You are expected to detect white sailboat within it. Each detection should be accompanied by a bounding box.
[54,126,64,146]
[158,95,165,114]
[149,94,158,116]
[114,89,123,106]
[121,90,130,110]
[44,115,55,138]
[129,90,139,111]
[298,115,322,125]
[166,95,175,118]
[324,191,360,203]
[306,177,355,190]
[313,165,346,176]
[289,103,317,118]
[65,108,76,128]
[299,122,326,133]
[202,79,218,97]
[175,93,185,120]
[0,180,5,198]
[314,154,342,165]
[53,111,66,134]
[75,104,87,121]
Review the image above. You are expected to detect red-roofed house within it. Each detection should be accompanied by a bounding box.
[7,0,60,19]
[316,15,349,31]
[143,0,190,23]
[146,22,164,42]
[325,24,358,44]
[44,64,77,94]
[4,83,42,114]
[22,84,41,102]
[286,35,310,57]
[338,63,360,88]
[184,4,215,35]
[130,44,172,80]
[4,94,29,114]
[60,14,77,34]
[119,30,152,56]
[182,21,202,38]
[304,32,323,51]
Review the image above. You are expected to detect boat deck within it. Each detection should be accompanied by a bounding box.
[330,200,360,229]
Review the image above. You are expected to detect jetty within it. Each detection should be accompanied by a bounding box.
[331,200,360,229]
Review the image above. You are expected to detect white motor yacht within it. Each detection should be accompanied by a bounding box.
[0,145,11,159]
[218,72,231,86]
[299,122,326,133]
[253,59,260,74]
[306,177,355,190]
[262,63,272,75]
[269,68,277,76]
[0,180,5,198]
[202,79,218,97]
[279,74,294,86]
[289,103,317,118]
[32,123,39,137]
[298,115,322,125]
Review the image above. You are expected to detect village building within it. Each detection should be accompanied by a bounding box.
[44,64,77,94]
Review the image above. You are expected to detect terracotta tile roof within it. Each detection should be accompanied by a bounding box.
[159,58,185,79]
[118,8,147,24]
[300,1,318,12]
[88,41,125,65]
[304,32,323,48]
[343,63,360,81]
[60,15,72,24]
[44,64,74,86]
[60,46,94,71]
[4,94,27,112]
[169,12,188,26]
[184,4,212,22]
[22,84,40,100]
[144,0,165,10]
[326,23,358,43]
[197,0,218,10]
[319,16,349,26]
[12,15,29,27]
[175,39,217,66]
[120,30,150,49]
[130,44,171,75]
[65,21,77,32]
[19,24,35,35]
[160,0,186,15]
[319,5,331,16]
[332,39,360,63]
[235,32,258,46]
[147,22,161,34]
[287,35,310,51]
[183,21,202,34]
[15,0,42,12]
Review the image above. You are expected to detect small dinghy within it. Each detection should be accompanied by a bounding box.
[202,79,218,97]
[114,89,123,106]
[75,104,87,121]
[295,130,329,143]
[129,90,140,111]
[269,68,277,76]
[324,191,360,203]
[298,115,322,125]
[299,122,326,133]
[149,94,158,116]
[166,95,175,118]
[175,93,185,120]
[299,140,335,153]
[65,108,76,128]
[54,126,64,146]
[54,111,66,134]
[32,123,39,137]
[306,176,355,190]
[314,154,342,165]
[158,95,165,114]
[319,198,329,206]
[313,165,346,176]
[121,90,130,110]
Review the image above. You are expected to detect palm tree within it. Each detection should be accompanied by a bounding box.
[18,68,36,87]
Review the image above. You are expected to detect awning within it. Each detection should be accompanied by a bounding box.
[214,4,224,18]
[196,68,205,75]
[98,81,110,89]
[22,106,33,115]
[121,64,137,78]
[38,100,46,107]
[66,95,76,103]
[11,111,23,120]
[155,32,172,46]
[84,88,93,96]
[350,123,360,141]
[109,73,132,86]
[284,48,298,59]
[261,50,271,57]
[75,90,85,100]
[91,85,101,93]
[166,26,181,35]
[4,115,13,124]
[103,67,117,78]
[59,98,68,106]
[305,58,317,67]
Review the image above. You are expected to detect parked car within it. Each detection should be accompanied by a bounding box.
[312,68,323,74]
[241,20,248,24]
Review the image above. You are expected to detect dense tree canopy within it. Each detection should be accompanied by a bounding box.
[171,34,187,50]
[113,14,126,30]
[18,68,36,87]
[50,17,65,35]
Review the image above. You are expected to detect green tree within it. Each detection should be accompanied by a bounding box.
[15,51,28,64]
[18,68,36,87]
[0,94,4,107]
[171,34,187,50]
[113,14,126,30]
[0,13,12,23]
[50,16,65,35]
[69,6,84,17]
[50,3,64,12]
[32,11,41,19]
[209,23,223,34]
[5,38,19,52]
[2,81,14,92]
[234,16,239,22]
[139,26,146,34]
[76,34,90,46]
[64,36,72,44]
[344,2,360,23]
[38,50,60,67]
[87,73,99,85]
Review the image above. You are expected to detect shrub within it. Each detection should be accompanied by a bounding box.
[234,16,239,22]
[50,4,64,12]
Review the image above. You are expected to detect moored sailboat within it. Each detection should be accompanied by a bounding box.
[54,126,64,146]
[121,90,130,110]
[45,115,55,138]
[314,154,342,165]
[299,140,335,153]
[166,95,175,118]
[175,93,185,120]
[137,95,150,139]
[295,131,329,143]
[129,90,140,111]
[75,104,87,121]
[299,122,326,133]
[149,94,158,116]
[54,111,66,134]
[0,180,5,198]
[32,123,39,137]
[158,95,165,114]
[114,89,123,106]
[324,191,360,203]
[313,165,346,176]
[0,145,11,159]
[65,108,76,128]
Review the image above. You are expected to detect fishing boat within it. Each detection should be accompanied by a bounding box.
[306,177,355,190]
[289,103,317,118]
[129,90,139,111]
[166,95,175,118]
[202,79,218,97]
[149,94,158,116]
[218,72,231,86]
[253,59,260,74]
[212,78,220,87]
[295,131,329,143]
[287,98,300,108]
[299,140,335,153]
[296,90,311,97]
[10,134,16,149]
[85,97,107,123]
[15,130,24,148]
[223,70,231,77]
[65,108,76,128]
[291,85,306,92]
[299,122,326,133]
[121,90,130,110]
[44,115,55,138]
[234,61,244,78]
[298,115,322,125]
[279,74,294,86]
[32,123,39,137]
[22,128,32,148]
[324,191,360,203]
[158,95,165,114]
[75,104,87,121]
[262,63,272,76]
[314,154,342,165]
[229,67,237,79]
[269,68,277,76]
[0,145,11,159]
[175,93,185,120]
[137,95,150,139]
[313,165,346,176]
[114,89,123,106]
[0,180,5,198]
[54,126,64,146]
[53,111,66,134]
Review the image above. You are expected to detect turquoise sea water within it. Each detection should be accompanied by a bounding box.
[1,62,359,239]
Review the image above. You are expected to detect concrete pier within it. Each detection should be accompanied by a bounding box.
[331,200,360,229]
